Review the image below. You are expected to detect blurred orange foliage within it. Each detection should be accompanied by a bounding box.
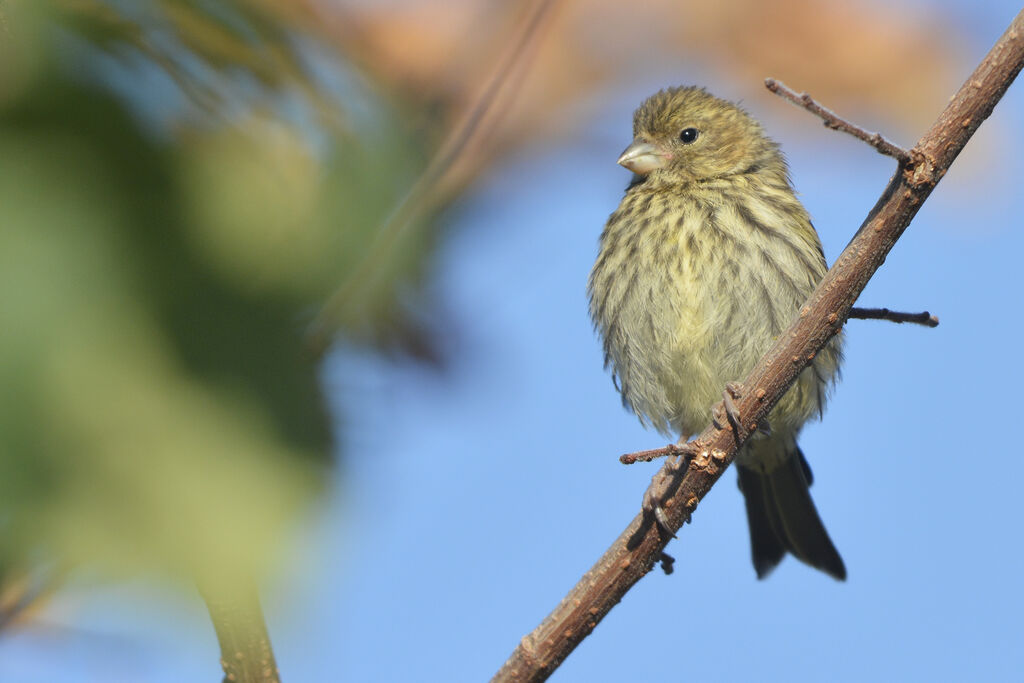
[301,0,962,176]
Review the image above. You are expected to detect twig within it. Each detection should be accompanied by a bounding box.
[849,306,939,327]
[764,78,913,164]
[0,571,63,634]
[492,10,1024,683]
[619,443,689,464]
[199,579,281,683]
[306,0,560,355]
[658,552,675,575]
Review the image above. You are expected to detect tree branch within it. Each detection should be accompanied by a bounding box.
[764,77,912,163]
[492,11,1024,683]
[619,442,690,464]
[849,306,939,327]
[305,0,561,356]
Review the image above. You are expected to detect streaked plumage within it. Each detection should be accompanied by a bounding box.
[588,86,845,579]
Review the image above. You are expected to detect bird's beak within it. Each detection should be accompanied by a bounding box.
[617,140,666,174]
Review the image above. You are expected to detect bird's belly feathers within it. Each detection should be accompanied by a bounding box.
[601,235,765,436]
[589,188,840,438]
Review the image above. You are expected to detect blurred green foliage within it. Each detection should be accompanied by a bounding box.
[0,0,443,591]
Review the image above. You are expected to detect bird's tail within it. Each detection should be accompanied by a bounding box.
[736,446,846,580]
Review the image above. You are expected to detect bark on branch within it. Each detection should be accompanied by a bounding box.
[849,306,938,327]
[492,11,1024,683]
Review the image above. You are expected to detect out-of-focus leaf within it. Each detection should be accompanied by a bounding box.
[0,0,457,601]
[0,71,328,581]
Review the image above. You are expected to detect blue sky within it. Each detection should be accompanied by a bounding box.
[2,2,1023,682]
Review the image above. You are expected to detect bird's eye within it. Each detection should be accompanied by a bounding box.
[679,128,699,144]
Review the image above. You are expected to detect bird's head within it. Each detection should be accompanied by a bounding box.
[618,86,786,185]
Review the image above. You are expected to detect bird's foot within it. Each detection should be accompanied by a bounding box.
[642,485,675,537]
[641,440,700,537]
[712,382,744,432]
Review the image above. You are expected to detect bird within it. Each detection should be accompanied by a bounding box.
[587,86,845,580]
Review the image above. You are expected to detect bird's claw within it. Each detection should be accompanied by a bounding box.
[723,381,744,425]
[643,485,676,538]
[641,440,701,537]
[713,382,745,440]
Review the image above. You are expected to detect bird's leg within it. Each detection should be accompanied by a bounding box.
[642,434,698,537]
[723,383,771,436]
[642,483,675,537]
[712,382,744,433]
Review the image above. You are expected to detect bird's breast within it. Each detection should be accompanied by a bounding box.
[589,182,835,437]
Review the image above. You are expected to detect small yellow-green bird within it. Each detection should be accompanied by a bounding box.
[588,86,845,580]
